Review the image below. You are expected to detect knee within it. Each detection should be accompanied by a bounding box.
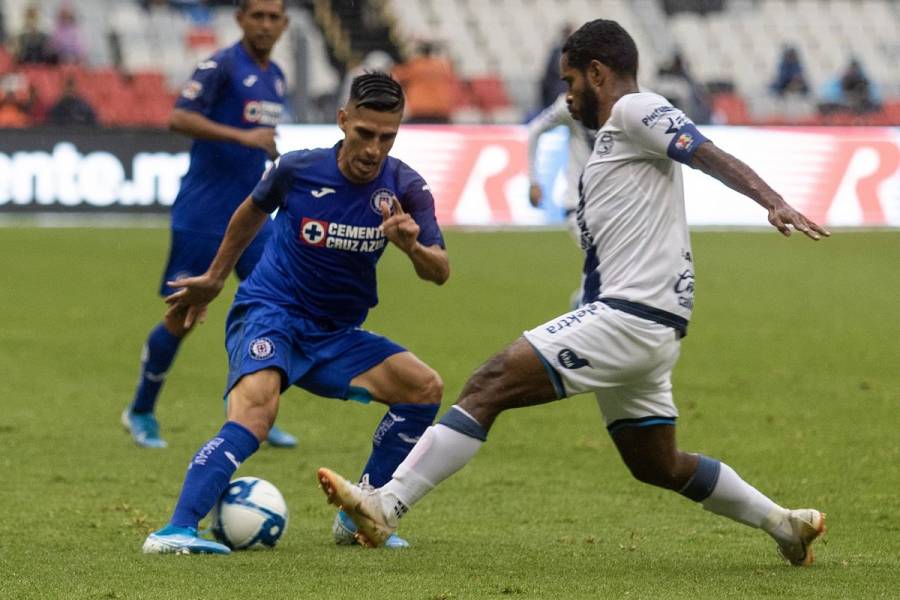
[407,368,443,405]
[624,458,684,491]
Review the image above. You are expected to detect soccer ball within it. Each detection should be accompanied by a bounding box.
[210,477,288,550]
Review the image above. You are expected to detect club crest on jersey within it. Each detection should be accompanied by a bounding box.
[300,218,329,246]
[596,132,614,156]
[248,337,275,360]
[370,188,397,216]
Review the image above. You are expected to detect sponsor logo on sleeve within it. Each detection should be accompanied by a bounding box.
[641,105,675,127]
[181,80,203,100]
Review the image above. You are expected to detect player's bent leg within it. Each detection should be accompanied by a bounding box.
[333,352,442,547]
[142,370,280,554]
[318,338,560,547]
[611,424,825,565]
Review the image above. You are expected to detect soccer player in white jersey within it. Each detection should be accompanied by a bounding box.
[317,19,830,566]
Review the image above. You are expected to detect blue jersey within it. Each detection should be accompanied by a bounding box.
[171,42,286,236]
[236,143,445,328]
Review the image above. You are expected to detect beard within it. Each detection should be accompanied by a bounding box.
[577,86,601,130]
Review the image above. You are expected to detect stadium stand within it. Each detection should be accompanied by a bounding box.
[0,0,897,126]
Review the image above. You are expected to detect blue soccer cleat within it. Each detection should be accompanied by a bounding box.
[332,510,409,548]
[121,409,168,448]
[266,424,298,448]
[142,524,231,555]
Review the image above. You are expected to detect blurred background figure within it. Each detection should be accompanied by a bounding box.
[538,23,573,110]
[392,40,457,124]
[839,58,881,114]
[770,46,809,97]
[13,4,55,65]
[0,87,30,127]
[46,75,96,125]
[655,51,711,123]
[49,4,86,65]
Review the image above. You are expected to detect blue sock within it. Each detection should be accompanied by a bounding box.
[360,403,440,487]
[130,323,182,414]
[170,421,260,529]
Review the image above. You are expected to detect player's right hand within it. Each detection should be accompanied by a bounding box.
[242,127,279,159]
[164,274,225,328]
[529,183,543,207]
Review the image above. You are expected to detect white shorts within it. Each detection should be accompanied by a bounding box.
[523,301,682,432]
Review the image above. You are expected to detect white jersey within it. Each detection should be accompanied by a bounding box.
[577,92,708,335]
[527,93,595,211]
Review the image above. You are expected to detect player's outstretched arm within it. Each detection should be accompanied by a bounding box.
[165,197,270,327]
[690,142,830,240]
[170,108,279,159]
[380,200,450,285]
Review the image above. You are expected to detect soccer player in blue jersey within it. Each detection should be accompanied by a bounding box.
[141,72,450,554]
[122,0,297,449]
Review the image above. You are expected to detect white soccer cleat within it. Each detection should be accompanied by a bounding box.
[317,467,397,548]
[777,509,826,566]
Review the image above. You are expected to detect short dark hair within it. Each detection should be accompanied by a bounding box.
[562,19,638,78]
[237,0,285,11]
[349,72,405,112]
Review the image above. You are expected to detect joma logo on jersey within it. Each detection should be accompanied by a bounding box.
[243,100,283,126]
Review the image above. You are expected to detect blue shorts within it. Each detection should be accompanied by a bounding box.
[224,301,406,401]
[158,228,271,296]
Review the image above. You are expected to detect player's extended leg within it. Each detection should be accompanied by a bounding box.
[318,337,558,547]
[328,351,442,548]
[142,369,280,554]
[122,308,192,448]
[610,424,825,566]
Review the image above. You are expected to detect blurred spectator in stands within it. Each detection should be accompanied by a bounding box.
[0,89,30,127]
[655,51,711,124]
[819,58,882,115]
[13,5,56,65]
[539,24,573,109]
[839,59,880,114]
[0,6,7,46]
[338,50,394,108]
[17,82,47,124]
[392,40,457,124]
[47,76,96,125]
[50,5,86,65]
[770,46,808,96]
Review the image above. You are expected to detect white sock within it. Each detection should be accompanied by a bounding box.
[380,423,483,514]
[702,462,792,542]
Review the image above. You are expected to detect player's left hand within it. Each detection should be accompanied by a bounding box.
[767,200,831,240]
[380,198,420,253]
[164,273,224,328]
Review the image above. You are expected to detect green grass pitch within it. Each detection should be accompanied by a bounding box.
[1,227,899,599]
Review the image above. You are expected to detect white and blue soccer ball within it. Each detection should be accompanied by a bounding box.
[210,477,288,550]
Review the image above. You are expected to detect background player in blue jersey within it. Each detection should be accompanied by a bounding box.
[141,72,450,554]
[122,0,297,449]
